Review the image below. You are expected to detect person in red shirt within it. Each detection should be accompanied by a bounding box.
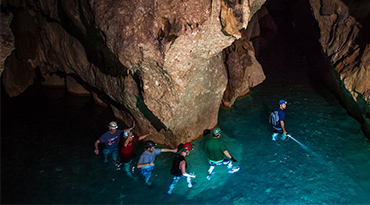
[120,128,151,177]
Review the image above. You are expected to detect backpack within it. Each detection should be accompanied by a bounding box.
[269,108,279,126]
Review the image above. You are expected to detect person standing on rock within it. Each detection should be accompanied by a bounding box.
[94,121,124,165]
[167,143,196,194]
[205,127,240,180]
[137,140,177,185]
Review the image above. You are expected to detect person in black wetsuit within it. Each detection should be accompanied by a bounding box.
[167,143,195,194]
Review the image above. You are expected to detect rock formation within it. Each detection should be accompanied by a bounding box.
[0,0,266,147]
[1,0,369,144]
[308,0,370,137]
[1,11,14,75]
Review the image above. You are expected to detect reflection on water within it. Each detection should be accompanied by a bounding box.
[2,69,370,204]
[2,11,370,202]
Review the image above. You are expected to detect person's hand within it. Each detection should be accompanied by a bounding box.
[132,120,136,128]
[183,173,196,178]
[149,162,155,166]
[230,157,237,162]
[94,149,99,155]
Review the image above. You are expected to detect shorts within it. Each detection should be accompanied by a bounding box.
[208,159,230,166]
[273,127,283,134]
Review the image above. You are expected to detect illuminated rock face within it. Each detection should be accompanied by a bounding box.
[309,0,370,103]
[0,0,266,146]
[1,0,369,144]
[308,0,370,137]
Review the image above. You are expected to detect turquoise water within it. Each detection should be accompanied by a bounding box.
[2,62,370,204]
[2,17,370,203]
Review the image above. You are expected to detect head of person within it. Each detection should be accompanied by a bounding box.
[145,140,156,152]
[279,100,287,109]
[126,130,133,138]
[212,127,222,137]
[108,121,118,131]
[183,143,193,156]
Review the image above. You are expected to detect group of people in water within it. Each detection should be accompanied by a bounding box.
[94,99,289,194]
[93,121,240,194]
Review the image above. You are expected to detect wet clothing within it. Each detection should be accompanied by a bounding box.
[273,108,285,132]
[168,176,182,190]
[170,154,186,176]
[168,154,192,194]
[209,158,231,166]
[103,148,118,163]
[98,130,123,150]
[120,134,139,163]
[138,149,162,183]
[138,149,162,164]
[99,129,123,163]
[139,165,154,183]
[205,137,227,161]
[167,175,192,194]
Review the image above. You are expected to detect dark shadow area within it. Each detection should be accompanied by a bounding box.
[53,0,127,77]
[254,0,370,139]
[136,94,168,132]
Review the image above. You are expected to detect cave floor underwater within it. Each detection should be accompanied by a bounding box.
[2,52,370,204]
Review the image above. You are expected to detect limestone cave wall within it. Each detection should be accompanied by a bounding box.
[1,0,369,144]
[308,0,370,137]
[0,0,266,147]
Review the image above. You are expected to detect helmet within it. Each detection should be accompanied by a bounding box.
[183,143,193,150]
[108,121,118,129]
[213,127,222,136]
[145,140,156,148]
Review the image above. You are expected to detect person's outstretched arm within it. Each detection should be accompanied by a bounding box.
[138,130,152,141]
[124,120,136,132]
[161,148,178,153]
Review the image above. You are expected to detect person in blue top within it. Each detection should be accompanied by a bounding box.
[137,140,177,185]
[272,100,289,141]
[94,121,124,165]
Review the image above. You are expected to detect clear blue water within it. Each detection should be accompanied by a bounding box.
[2,18,370,203]
[2,59,370,204]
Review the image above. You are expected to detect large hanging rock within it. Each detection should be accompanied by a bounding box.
[222,29,266,108]
[0,0,267,147]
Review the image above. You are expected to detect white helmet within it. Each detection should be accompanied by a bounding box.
[108,121,118,129]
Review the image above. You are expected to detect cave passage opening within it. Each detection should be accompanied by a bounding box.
[254,0,323,94]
